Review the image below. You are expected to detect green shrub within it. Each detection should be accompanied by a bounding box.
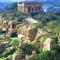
[31,51,50,60]
[2,48,15,57]
[21,44,35,55]
[0,58,6,60]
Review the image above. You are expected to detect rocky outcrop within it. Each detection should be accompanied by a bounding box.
[25,17,38,23]
[43,38,57,51]
[3,20,8,31]
[18,26,28,40]
[12,51,36,60]
[12,52,24,60]
[17,25,37,42]
[8,21,16,31]
[37,29,47,36]
[27,27,37,41]
[0,20,3,27]
[0,41,9,52]
[0,20,17,32]
[25,51,36,60]
[36,36,57,51]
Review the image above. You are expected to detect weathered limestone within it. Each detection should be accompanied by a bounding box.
[3,20,8,31]
[25,17,38,23]
[58,36,60,46]
[18,26,28,42]
[37,29,47,36]
[0,20,3,27]
[0,41,9,52]
[0,37,8,43]
[8,21,16,31]
[12,52,24,60]
[18,26,27,37]
[25,51,36,60]
[43,38,56,51]
[17,25,37,43]
[39,37,45,48]
[0,20,16,32]
[12,51,36,60]
[27,27,37,41]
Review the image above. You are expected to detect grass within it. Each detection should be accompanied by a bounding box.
[0,58,6,60]
[0,34,5,37]
[10,37,18,41]
[47,35,58,39]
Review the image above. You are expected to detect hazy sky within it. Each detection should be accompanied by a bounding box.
[0,0,30,2]
[0,0,60,4]
[0,0,46,2]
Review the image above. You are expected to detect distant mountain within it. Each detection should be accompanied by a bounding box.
[46,7,60,13]
[0,2,6,12]
[42,0,60,7]
[0,2,13,12]
[39,0,60,13]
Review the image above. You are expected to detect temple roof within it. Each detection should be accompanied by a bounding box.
[19,0,42,4]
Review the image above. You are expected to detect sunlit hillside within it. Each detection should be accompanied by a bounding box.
[0,1,60,60]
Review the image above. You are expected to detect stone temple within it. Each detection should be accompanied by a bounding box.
[17,0,42,16]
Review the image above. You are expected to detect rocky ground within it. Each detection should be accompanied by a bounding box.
[0,17,60,60]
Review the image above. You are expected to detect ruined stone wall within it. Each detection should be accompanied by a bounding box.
[0,20,16,32]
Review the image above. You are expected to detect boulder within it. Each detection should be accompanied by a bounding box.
[17,26,28,44]
[0,41,8,52]
[43,38,57,51]
[18,26,28,39]
[25,51,36,60]
[27,27,37,41]
[12,52,24,60]
[18,25,37,42]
